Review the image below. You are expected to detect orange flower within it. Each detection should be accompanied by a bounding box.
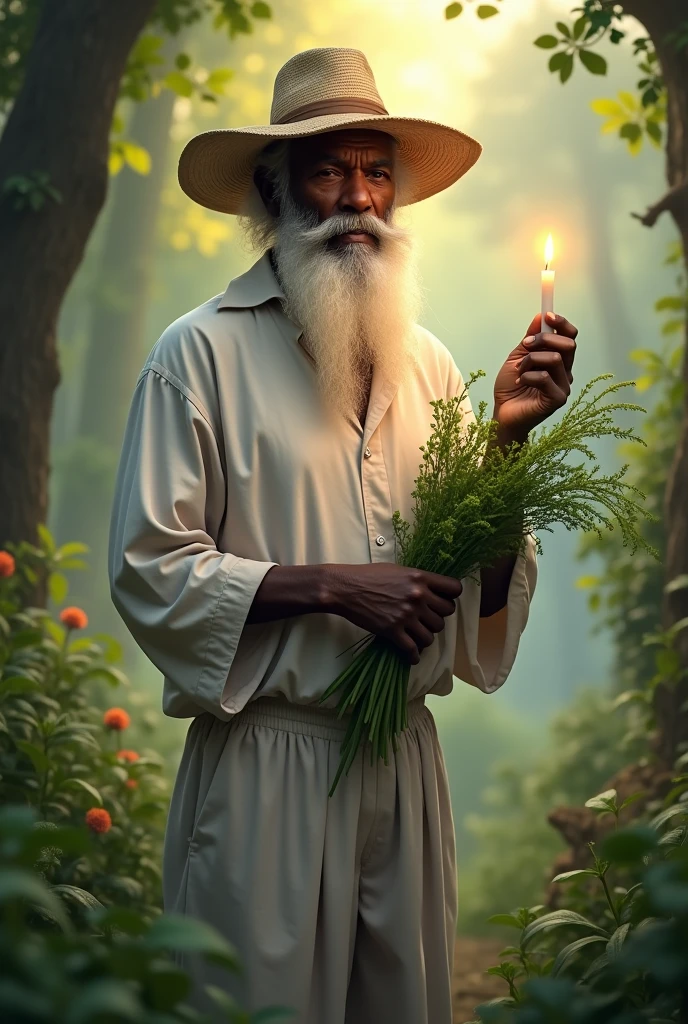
[59,606,88,630]
[103,707,131,731]
[0,551,15,578]
[125,778,138,790]
[85,808,112,834]
[116,749,139,763]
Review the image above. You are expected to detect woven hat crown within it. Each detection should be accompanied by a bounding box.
[270,47,388,125]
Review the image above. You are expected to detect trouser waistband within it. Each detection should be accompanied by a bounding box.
[234,694,427,742]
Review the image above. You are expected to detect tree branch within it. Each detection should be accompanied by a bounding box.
[631,183,688,227]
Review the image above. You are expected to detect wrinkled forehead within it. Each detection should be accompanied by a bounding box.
[289,128,398,166]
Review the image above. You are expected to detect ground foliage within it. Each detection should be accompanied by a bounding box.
[0,533,293,1022]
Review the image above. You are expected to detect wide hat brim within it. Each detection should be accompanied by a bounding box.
[178,111,482,215]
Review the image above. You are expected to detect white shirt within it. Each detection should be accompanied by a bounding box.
[108,249,538,720]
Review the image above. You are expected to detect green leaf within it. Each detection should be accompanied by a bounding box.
[579,49,608,75]
[559,53,575,83]
[606,922,631,958]
[62,979,140,1023]
[250,0,272,16]
[205,68,234,96]
[655,296,686,312]
[51,884,104,913]
[487,913,524,928]
[521,910,608,948]
[36,524,55,555]
[551,869,598,883]
[144,914,241,970]
[534,34,559,49]
[175,53,191,70]
[121,141,151,175]
[663,573,688,598]
[62,778,103,805]
[620,123,642,143]
[445,2,463,18]
[56,542,89,558]
[549,52,568,72]
[15,740,51,774]
[476,5,499,18]
[601,826,657,864]
[585,789,617,813]
[572,16,587,40]
[556,22,571,38]
[551,934,607,976]
[163,70,194,97]
[48,571,68,605]
[0,868,71,931]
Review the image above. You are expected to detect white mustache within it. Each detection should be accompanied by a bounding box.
[292,210,408,248]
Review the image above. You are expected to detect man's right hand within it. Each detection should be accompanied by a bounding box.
[247,562,462,665]
[325,563,462,665]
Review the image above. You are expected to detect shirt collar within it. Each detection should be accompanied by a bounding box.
[217,249,285,310]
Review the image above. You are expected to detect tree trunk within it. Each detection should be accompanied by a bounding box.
[0,0,156,597]
[622,0,688,763]
[50,87,176,631]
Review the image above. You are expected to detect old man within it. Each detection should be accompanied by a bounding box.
[109,46,577,1024]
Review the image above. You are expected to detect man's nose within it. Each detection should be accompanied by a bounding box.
[338,172,373,214]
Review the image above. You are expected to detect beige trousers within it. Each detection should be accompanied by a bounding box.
[163,695,458,1024]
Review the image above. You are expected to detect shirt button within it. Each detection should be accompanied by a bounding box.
[364,447,372,459]
[375,535,386,547]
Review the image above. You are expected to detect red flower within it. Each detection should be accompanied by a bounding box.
[0,551,15,578]
[59,606,88,630]
[103,707,131,731]
[85,808,112,834]
[125,778,138,790]
[116,749,139,763]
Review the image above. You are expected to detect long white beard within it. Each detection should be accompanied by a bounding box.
[271,194,423,419]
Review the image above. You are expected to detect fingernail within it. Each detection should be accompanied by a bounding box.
[515,376,521,385]
[523,336,535,346]
[546,311,556,323]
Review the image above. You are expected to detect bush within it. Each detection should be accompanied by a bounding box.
[468,770,688,1023]
[0,534,294,1022]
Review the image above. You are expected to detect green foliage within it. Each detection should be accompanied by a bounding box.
[458,688,644,933]
[0,534,294,1021]
[576,245,686,698]
[0,805,293,1022]
[468,766,688,1023]
[1,171,62,212]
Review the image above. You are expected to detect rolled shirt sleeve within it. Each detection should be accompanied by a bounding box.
[446,363,539,693]
[108,364,277,716]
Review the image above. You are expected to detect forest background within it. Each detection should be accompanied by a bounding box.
[1,0,685,953]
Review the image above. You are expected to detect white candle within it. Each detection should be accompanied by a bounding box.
[541,233,555,334]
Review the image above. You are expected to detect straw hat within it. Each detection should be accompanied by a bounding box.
[178,47,482,215]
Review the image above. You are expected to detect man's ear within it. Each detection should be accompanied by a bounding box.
[253,167,280,218]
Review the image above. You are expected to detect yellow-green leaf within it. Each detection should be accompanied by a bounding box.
[109,149,124,176]
[618,91,638,112]
[575,575,600,590]
[590,98,623,117]
[164,70,194,98]
[205,68,234,95]
[37,523,55,555]
[122,142,151,176]
[445,1,463,18]
[477,4,499,18]
[48,572,68,606]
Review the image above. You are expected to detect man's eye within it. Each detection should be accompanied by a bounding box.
[370,170,388,179]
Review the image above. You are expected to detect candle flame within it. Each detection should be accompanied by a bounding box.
[544,233,554,269]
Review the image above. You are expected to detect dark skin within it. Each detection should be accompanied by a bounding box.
[246,129,578,664]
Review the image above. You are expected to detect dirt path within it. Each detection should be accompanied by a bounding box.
[453,937,505,1023]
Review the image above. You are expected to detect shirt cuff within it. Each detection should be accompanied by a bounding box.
[194,556,278,712]
[453,532,538,693]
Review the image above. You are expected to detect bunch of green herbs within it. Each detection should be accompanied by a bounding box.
[320,373,659,797]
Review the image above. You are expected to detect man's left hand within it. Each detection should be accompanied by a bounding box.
[492,311,578,440]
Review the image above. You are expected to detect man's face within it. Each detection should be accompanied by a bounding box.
[287,129,397,250]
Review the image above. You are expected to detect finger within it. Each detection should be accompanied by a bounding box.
[419,608,447,635]
[405,621,435,652]
[427,593,460,619]
[516,370,567,407]
[544,311,578,339]
[518,351,571,393]
[424,572,463,599]
[522,333,576,378]
[524,313,542,338]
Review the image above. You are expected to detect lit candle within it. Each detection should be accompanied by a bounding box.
[541,233,555,334]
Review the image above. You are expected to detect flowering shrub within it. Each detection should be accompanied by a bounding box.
[0,531,294,1021]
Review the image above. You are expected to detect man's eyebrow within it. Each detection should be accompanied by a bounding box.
[312,154,394,169]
